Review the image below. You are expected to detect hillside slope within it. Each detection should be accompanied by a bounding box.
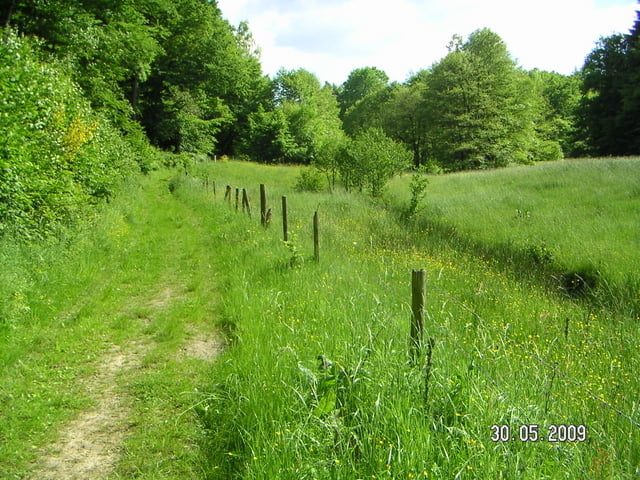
[388,157,640,315]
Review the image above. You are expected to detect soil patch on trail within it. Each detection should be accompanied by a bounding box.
[29,342,148,480]
[180,331,224,361]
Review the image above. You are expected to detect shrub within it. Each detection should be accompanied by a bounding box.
[340,128,412,196]
[405,171,429,219]
[295,168,326,192]
[0,31,139,237]
[525,241,554,265]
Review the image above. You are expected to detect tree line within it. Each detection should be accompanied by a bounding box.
[1,0,639,234]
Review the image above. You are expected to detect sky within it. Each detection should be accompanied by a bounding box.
[216,0,639,85]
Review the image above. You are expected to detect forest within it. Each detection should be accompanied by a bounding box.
[1,0,639,235]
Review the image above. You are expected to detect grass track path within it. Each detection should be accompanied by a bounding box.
[7,171,222,479]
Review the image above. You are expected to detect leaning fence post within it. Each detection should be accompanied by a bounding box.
[410,269,426,363]
[282,196,288,242]
[225,185,232,203]
[260,184,267,226]
[242,188,251,217]
[313,211,319,262]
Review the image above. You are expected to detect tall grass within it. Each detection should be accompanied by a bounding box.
[177,160,640,479]
[387,157,640,317]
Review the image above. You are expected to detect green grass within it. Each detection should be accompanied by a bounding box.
[3,159,639,479]
[387,157,640,316]
[0,172,220,479]
[179,160,640,479]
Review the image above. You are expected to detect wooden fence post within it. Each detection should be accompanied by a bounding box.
[225,185,232,203]
[260,184,267,226]
[213,181,216,197]
[235,188,239,212]
[242,188,251,217]
[410,269,426,363]
[313,211,319,262]
[282,196,288,242]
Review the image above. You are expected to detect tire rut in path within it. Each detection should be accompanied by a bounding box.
[29,341,148,480]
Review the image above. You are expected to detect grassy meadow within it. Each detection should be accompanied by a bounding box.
[387,157,640,317]
[1,158,638,479]
[0,172,222,478]
[182,159,639,479]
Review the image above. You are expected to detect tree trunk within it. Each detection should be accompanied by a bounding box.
[3,0,16,28]
[131,74,140,117]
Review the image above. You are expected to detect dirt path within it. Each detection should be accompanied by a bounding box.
[28,342,148,480]
[18,174,224,479]
[29,330,222,480]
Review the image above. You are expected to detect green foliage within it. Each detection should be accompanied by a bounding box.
[341,128,412,196]
[381,79,430,168]
[245,107,298,163]
[246,69,343,164]
[283,231,304,268]
[525,241,554,265]
[528,70,582,158]
[312,132,348,190]
[337,66,389,118]
[405,171,429,218]
[342,85,396,137]
[0,31,137,236]
[424,29,538,171]
[579,10,640,156]
[295,168,326,192]
[7,0,268,158]
[140,0,265,156]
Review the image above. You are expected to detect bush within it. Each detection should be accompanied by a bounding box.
[405,172,429,219]
[340,128,412,196]
[0,31,139,237]
[533,140,564,162]
[295,168,326,192]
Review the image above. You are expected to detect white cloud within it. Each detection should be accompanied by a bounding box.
[217,0,638,84]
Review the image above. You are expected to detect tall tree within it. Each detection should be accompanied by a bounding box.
[245,69,342,164]
[423,29,537,170]
[579,34,631,155]
[337,66,389,118]
[528,70,582,158]
[382,72,430,168]
[342,84,396,136]
[140,0,266,155]
[620,7,640,153]
[580,7,640,155]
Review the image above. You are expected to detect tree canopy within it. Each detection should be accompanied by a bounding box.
[2,0,638,236]
[579,8,640,155]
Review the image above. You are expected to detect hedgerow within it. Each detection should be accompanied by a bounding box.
[0,31,140,237]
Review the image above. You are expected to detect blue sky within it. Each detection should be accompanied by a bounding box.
[217,0,639,85]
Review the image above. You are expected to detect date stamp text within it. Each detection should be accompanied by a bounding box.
[490,424,587,442]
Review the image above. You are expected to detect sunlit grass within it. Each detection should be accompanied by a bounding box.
[387,157,640,316]
[0,173,220,478]
[182,160,640,479]
[3,159,637,478]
